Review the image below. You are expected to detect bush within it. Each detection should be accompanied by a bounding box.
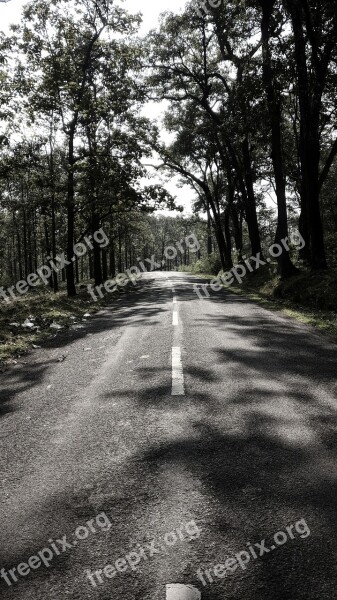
[191,253,222,275]
[274,270,337,311]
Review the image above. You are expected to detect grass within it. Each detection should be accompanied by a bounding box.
[200,265,337,341]
[0,280,136,368]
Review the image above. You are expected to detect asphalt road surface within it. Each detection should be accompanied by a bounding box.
[1,272,337,600]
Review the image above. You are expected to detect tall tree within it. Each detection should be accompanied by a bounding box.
[284,0,337,269]
[257,0,297,276]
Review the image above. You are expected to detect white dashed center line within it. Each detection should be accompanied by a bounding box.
[166,583,201,599]
[171,347,185,396]
[172,294,179,325]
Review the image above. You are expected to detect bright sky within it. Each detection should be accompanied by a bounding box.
[0,0,194,216]
[0,0,187,35]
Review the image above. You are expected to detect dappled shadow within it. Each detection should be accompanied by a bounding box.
[0,277,174,418]
[0,273,219,419]
[0,362,50,419]
[137,407,337,599]
[96,276,337,598]
[40,279,172,349]
[101,364,221,410]
[1,377,337,598]
[1,273,337,599]
[211,312,337,399]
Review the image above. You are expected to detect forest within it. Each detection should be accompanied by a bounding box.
[1,4,337,598]
[0,0,337,354]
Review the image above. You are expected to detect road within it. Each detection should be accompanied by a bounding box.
[0,271,337,600]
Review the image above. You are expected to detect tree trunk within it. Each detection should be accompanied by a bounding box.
[50,135,59,292]
[305,121,327,269]
[109,240,116,277]
[224,206,233,269]
[44,215,54,289]
[66,134,77,296]
[206,190,231,270]
[231,205,243,261]
[206,200,213,255]
[92,211,103,286]
[260,0,297,278]
[241,136,263,258]
[118,227,123,273]
[102,248,108,281]
[286,0,327,270]
[13,211,23,280]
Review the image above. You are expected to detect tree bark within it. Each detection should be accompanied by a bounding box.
[92,211,103,286]
[241,136,263,258]
[66,133,77,296]
[285,0,328,270]
[260,0,297,277]
[231,205,243,261]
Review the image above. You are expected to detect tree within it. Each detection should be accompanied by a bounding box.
[145,6,264,261]
[257,0,297,277]
[19,0,140,295]
[284,0,337,269]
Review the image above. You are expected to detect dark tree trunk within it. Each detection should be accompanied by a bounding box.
[89,253,94,279]
[92,212,103,286]
[49,137,59,292]
[206,190,231,270]
[109,240,116,277]
[75,256,80,284]
[22,192,28,279]
[51,197,59,292]
[206,201,213,255]
[260,0,297,278]
[44,215,54,289]
[225,138,263,259]
[298,201,311,262]
[66,134,77,296]
[102,248,108,281]
[118,227,123,273]
[286,0,328,270]
[305,122,327,269]
[224,206,233,269]
[13,211,23,280]
[32,208,38,273]
[125,234,129,270]
[231,205,243,261]
[241,137,263,258]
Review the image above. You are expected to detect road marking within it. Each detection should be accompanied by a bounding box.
[171,347,185,396]
[166,584,201,600]
[172,296,178,325]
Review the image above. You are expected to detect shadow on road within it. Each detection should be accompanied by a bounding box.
[0,273,336,600]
